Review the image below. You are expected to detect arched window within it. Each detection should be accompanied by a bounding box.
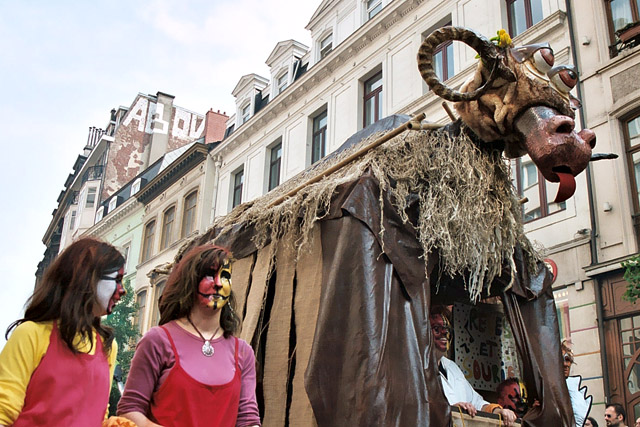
[182,190,198,238]
[142,220,156,262]
[160,206,176,250]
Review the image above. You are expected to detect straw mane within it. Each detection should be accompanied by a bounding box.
[177,123,539,301]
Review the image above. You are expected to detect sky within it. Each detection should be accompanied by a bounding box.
[0,0,320,349]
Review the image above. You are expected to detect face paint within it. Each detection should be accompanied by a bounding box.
[97,267,126,316]
[430,314,452,353]
[197,260,232,310]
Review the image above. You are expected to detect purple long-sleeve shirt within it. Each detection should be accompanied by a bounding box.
[117,320,261,426]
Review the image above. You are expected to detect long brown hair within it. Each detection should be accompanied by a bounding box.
[6,238,124,355]
[159,245,240,337]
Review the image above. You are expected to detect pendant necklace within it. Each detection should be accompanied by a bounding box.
[187,316,220,357]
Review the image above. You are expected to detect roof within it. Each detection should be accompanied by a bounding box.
[159,142,195,173]
[232,74,269,97]
[306,0,335,30]
[265,40,309,66]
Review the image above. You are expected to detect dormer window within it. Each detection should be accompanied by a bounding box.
[108,197,118,213]
[241,104,251,124]
[277,73,289,95]
[366,0,382,21]
[131,178,142,195]
[320,34,333,59]
[95,206,104,223]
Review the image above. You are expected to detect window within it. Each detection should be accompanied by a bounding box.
[108,197,118,213]
[506,0,543,37]
[69,210,76,230]
[152,280,166,326]
[135,290,147,332]
[95,206,104,223]
[312,110,328,164]
[131,178,142,195]
[142,220,156,262]
[433,40,454,82]
[86,187,96,208]
[366,0,382,20]
[181,190,198,237]
[363,71,383,127]
[607,0,640,32]
[277,73,289,95]
[513,158,565,222]
[160,207,175,250]
[625,113,640,242]
[233,169,244,208]
[122,244,131,271]
[268,142,282,191]
[320,34,333,59]
[241,104,251,124]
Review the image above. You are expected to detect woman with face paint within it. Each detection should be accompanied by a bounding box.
[118,245,260,427]
[0,238,126,426]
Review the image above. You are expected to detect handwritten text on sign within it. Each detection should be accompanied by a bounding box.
[453,303,521,391]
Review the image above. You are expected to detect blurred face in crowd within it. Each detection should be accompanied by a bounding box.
[635,416,640,427]
[605,406,623,426]
[562,351,573,379]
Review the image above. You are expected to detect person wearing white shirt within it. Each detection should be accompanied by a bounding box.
[430,306,517,426]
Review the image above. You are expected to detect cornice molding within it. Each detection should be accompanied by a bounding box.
[137,144,208,203]
[86,198,142,237]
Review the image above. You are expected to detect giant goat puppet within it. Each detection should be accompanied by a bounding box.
[170,27,613,426]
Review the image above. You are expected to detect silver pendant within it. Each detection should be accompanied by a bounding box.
[202,340,214,357]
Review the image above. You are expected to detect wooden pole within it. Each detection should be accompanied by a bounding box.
[267,113,431,208]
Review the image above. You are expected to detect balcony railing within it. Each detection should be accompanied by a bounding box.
[610,21,640,56]
[82,165,104,184]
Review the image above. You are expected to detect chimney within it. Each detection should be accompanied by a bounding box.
[204,109,229,143]
[148,91,175,165]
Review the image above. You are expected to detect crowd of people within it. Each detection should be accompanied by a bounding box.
[0,237,634,426]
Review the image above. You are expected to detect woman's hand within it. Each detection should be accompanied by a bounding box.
[454,401,478,417]
[493,407,517,426]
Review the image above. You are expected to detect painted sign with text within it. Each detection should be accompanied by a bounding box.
[453,303,521,391]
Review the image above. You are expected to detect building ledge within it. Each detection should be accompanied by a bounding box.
[584,253,637,277]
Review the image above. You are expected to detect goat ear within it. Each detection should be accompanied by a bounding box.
[417,26,504,102]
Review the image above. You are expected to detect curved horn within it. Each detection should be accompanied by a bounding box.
[417,26,503,102]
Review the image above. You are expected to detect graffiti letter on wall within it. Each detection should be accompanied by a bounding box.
[151,103,169,134]
[173,108,192,139]
[122,97,149,132]
[145,102,156,134]
[189,115,205,138]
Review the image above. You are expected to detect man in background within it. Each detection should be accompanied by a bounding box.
[605,403,627,427]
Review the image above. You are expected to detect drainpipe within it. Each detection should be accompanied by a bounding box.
[209,154,222,224]
[565,0,610,400]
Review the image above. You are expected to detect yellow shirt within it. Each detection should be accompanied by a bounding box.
[0,320,118,425]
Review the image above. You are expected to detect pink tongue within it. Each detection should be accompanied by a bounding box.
[553,172,576,203]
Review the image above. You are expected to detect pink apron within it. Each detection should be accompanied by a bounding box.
[13,321,110,426]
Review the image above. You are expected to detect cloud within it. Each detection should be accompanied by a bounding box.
[0,0,322,350]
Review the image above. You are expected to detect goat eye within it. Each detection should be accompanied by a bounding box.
[551,68,578,92]
[569,94,582,110]
[532,48,554,74]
